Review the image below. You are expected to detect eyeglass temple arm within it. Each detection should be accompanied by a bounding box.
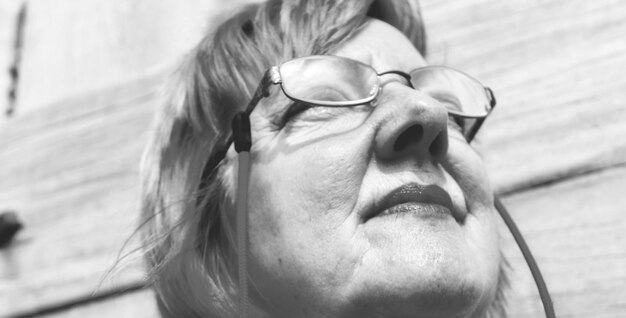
[233,67,278,152]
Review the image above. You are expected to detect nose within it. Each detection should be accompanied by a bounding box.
[373,85,449,163]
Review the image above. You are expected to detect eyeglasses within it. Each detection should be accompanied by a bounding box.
[268,56,495,138]
[201,55,496,178]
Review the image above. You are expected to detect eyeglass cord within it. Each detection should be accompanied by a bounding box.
[495,196,556,318]
[237,152,250,318]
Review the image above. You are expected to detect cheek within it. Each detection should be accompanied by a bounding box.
[250,139,366,225]
[445,140,501,290]
[444,140,494,212]
[244,136,370,303]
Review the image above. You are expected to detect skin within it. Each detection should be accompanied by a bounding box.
[224,19,500,318]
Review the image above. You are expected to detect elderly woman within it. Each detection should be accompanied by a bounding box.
[139,0,511,317]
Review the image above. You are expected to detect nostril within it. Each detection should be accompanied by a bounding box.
[394,124,424,151]
[428,131,448,159]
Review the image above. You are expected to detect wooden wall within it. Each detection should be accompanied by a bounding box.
[1,0,624,317]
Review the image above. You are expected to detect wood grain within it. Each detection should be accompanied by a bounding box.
[421,0,626,193]
[501,165,626,318]
[14,0,245,115]
[0,74,162,316]
[0,0,625,317]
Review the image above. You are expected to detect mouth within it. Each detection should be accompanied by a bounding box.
[364,183,457,222]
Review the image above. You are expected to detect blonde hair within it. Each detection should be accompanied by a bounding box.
[138,0,454,317]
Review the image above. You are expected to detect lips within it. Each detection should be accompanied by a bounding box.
[366,183,456,221]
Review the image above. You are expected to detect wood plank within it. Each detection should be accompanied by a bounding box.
[500,165,626,318]
[421,0,626,193]
[1,0,625,316]
[0,74,163,316]
[14,0,245,115]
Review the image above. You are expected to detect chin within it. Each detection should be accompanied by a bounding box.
[346,282,491,318]
[343,254,496,318]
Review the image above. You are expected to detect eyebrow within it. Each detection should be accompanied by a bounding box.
[332,48,374,70]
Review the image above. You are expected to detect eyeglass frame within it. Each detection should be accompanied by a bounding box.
[199,55,497,189]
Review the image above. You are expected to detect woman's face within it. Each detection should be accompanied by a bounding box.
[228,19,500,318]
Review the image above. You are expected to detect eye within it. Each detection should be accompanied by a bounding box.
[278,101,372,130]
[301,87,351,102]
[430,92,465,133]
[279,101,312,125]
[276,88,350,127]
[432,94,463,113]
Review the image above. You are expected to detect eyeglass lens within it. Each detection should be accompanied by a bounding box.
[276,56,491,138]
[409,67,491,118]
[279,56,379,106]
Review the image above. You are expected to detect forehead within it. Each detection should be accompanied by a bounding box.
[332,19,427,72]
